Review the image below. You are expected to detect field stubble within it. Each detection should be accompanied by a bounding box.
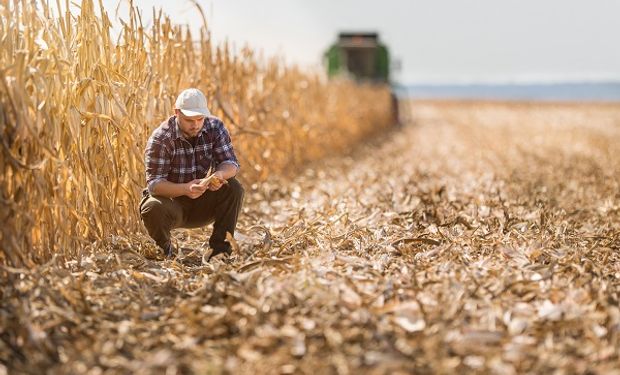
[2,101,620,374]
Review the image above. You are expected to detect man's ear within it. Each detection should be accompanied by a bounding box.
[173,108,180,116]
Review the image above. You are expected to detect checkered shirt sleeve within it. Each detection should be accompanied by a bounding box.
[144,134,171,193]
[211,118,239,170]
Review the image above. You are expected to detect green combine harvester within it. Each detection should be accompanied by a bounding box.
[324,32,401,124]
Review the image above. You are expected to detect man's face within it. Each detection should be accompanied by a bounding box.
[175,109,205,138]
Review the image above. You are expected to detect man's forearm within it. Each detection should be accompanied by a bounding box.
[150,180,188,198]
[150,164,237,198]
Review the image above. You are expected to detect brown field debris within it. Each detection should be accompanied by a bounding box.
[2,101,620,374]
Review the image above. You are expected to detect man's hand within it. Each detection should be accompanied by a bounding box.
[186,179,208,199]
[207,171,228,191]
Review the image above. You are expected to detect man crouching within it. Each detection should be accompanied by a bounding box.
[140,88,244,260]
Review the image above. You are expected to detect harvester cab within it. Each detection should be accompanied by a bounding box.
[324,32,390,83]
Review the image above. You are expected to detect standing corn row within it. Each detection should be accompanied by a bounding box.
[0,0,393,266]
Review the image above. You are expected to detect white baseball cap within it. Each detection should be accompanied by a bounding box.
[174,88,211,117]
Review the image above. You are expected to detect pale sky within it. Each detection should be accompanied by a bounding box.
[102,0,620,84]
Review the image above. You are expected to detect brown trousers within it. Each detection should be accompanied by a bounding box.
[139,178,244,251]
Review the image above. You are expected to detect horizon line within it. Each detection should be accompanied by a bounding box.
[400,77,620,86]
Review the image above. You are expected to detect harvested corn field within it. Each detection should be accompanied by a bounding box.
[3,101,620,374]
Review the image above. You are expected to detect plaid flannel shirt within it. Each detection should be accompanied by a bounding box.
[145,115,239,194]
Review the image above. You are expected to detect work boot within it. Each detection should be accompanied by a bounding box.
[207,241,232,262]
